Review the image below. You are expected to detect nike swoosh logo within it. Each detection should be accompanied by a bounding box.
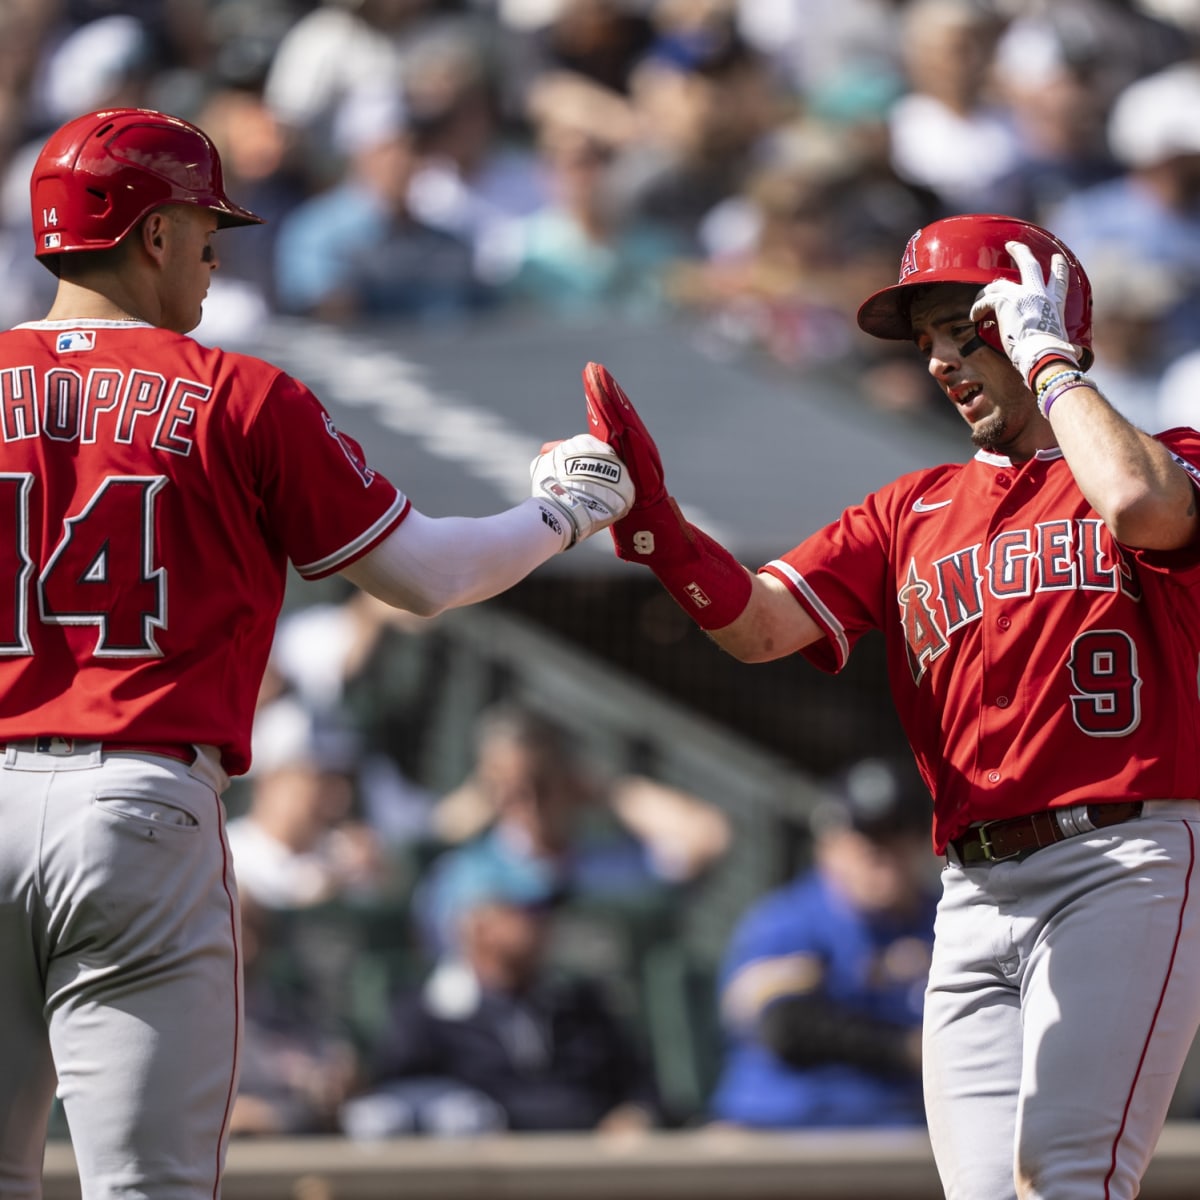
[912,497,953,512]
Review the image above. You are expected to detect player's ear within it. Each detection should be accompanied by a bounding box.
[138,211,170,263]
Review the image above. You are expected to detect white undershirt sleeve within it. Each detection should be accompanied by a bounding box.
[339,498,565,617]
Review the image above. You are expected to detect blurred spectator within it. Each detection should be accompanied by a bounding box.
[267,590,435,713]
[987,49,1121,225]
[886,0,1022,214]
[0,143,56,328]
[665,115,938,372]
[402,25,548,284]
[417,700,731,954]
[1154,338,1200,431]
[263,592,441,848]
[192,86,312,310]
[30,14,158,129]
[1082,254,1181,430]
[263,0,439,163]
[709,757,937,1129]
[993,0,1190,116]
[227,696,394,910]
[733,0,906,107]
[496,0,655,97]
[273,84,491,321]
[232,895,363,1136]
[495,72,685,318]
[609,7,790,250]
[1047,58,1200,365]
[340,861,659,1136]
[0,0,54,156]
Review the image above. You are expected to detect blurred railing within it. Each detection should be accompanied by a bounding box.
[41,1124,1200,1200]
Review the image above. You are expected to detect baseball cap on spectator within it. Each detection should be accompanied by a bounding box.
[809,757,930,843]
[249,695,362,777]
[331,85,410,158]
[1107,63,1200,168]
[40,16,154,122]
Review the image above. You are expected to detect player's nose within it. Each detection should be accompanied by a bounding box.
[926,336,961,379]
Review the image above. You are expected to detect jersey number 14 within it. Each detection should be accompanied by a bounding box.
[0,473,166,658]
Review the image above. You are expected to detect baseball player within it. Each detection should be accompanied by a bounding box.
[0,107,633,1199]
[585,213,1200,1200]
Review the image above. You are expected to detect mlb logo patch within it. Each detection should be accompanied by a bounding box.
[56,330,96,353]
[43,233,61,250]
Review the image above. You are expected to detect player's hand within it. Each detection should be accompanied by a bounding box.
[583,361,667,510]
[583,361,677,562]
[969,240,1082,388]
[530,432,635,550]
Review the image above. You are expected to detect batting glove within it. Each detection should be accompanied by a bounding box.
[581,361,752,628]
[530,432,635,550]
[969,240,1082,388]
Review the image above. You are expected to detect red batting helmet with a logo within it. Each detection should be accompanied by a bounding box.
[30,107,263,260]
[856,213,1094,369]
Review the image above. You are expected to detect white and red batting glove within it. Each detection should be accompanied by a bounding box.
[582,361,751,630]
[969,241,1082,389]
[530,432,634,550]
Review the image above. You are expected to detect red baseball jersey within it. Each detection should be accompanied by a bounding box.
[0,319,409,775]
[761,430,1200,852]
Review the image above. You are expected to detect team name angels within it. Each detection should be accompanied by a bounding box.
[1,364,209,455]
[898,517,1141,684]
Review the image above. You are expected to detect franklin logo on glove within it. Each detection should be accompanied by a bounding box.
[566,455,623,483]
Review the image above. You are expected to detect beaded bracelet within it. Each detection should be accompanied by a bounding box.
[1035,367,1087,402]
[1039,374,1099,418]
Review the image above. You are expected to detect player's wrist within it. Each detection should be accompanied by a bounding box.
[1029,353,1082,395]
[1034,365,1097,418]
[614,494,752,630]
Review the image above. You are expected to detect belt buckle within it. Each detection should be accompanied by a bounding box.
[974,819,1022,863]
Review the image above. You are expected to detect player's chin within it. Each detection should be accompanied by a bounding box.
[969,411,1010,451]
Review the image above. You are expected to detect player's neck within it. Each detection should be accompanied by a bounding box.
[43,278,154,326]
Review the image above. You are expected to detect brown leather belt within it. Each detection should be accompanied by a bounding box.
[950,802,1144,865]
[1,737,196,765]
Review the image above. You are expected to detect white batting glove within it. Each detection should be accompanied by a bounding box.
[969,240,1082,388]
[531,432,635,550]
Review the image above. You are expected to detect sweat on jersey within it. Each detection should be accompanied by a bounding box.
[760,432,1200,853]
[0,320,409,775]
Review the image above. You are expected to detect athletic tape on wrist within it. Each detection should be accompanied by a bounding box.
[614,495,752,630]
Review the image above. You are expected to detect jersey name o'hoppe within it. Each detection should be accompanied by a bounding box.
[899,517,1140,684]
[2,364,210,455]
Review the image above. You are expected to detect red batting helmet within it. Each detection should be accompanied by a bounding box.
[30,107,264,261]
[856,213,1094,370]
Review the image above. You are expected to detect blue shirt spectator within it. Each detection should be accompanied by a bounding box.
[710,758,937,1129]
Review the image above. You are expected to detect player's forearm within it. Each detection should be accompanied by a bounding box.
[341,501,562,617]
[707,571,824,662]
[1043,378,1198,550]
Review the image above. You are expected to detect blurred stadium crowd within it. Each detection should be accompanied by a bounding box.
[7,0,1200,426]
[14,0,1200,1143]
